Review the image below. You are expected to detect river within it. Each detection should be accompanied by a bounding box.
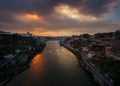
[6,41,95,86]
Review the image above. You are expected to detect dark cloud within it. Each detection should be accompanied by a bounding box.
[43,14,120,31]
[0,0,119,16]
[80,0,119,16]
[0,0,120,35]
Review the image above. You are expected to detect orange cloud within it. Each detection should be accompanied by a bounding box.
[24,14,40,20]
[16,13,41,22]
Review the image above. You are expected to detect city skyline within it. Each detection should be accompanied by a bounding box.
[0,0,120,36]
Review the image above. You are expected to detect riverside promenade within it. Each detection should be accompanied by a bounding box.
[61,42,114,86]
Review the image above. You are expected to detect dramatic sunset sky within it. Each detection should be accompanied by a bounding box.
[0,0,120,36]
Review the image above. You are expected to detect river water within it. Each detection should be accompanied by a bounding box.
[6,41,95,86]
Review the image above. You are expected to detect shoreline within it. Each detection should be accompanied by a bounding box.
[61,42,114,86]
[0,46,45,86]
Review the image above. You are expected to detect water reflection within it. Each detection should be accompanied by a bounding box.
[6,41,95,86]
[31,54,42,65]
[28,53,45,79]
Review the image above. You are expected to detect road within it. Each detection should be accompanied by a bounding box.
[6,41,95,86]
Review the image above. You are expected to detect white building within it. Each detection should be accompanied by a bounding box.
[87,52,95,58]
[0,31,12,35]
[82,47,89,52]
[4,54,13,59]
[20,32,32,37]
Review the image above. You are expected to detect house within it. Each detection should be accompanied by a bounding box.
[105,47,112,56]
[72,35,80,40]
[4,54,13,59]
[0,31,12,35]
[82,47,89,52]
[19,32,32,37]
[87,51,96,58]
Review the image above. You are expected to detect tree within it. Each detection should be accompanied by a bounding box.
[95,33,104,38]
[115,30,120,39]
[90,44,105,58]
[81,34,90,39]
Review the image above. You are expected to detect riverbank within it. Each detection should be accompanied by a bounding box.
[61,42,114,86]
[0,43,45,86]
[5,40,96,86]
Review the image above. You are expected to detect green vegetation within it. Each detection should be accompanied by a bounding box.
[80,34,91,39]
[0,33,45,83]
[64,30,120,86]
[0,34,45,61]
[89,56,120,86]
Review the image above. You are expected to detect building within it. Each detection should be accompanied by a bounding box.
[82,47,89,52]
[105,47,112,56]
[87,51,96,58]
[19,32,32,37]
[0,31,12,35]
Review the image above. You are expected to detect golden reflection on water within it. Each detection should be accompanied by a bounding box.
[29,53,45,75]
[6,41,95,86]
[32,54,42,65]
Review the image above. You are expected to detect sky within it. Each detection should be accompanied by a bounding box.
[0,0,120,36]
